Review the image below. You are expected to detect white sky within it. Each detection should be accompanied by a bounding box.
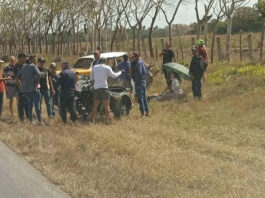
[144,0,257,28]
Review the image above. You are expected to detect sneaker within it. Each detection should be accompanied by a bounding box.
[38,121,45,126]
[27,121,36,126]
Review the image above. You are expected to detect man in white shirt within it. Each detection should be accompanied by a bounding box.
[90,58,121,124]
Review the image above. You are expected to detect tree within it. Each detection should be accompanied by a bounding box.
[161,0,186,46]
[219,0,246,62]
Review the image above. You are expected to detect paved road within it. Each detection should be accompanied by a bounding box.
[0,141,70,198]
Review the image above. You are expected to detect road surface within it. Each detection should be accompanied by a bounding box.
[0,141,70,198]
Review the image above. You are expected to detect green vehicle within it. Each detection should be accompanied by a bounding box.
[75,78,132,119]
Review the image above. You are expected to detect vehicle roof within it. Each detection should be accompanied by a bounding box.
[79,52,127,59]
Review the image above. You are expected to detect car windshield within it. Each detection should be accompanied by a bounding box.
[73,58,94,69]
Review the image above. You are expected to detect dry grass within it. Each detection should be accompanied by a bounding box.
[1,57,265,197]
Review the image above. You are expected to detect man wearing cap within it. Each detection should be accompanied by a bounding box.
[160,41,176,87]
[197,39,208,71]
[118,54,132,92]
[3,56,18,115]
[131,53,149,117]
[17,55,42,124]
[14,53,28,121]
[58,61,77,123]
[189,46,204,99]
[38,57,55,118]
[90,58,122,124]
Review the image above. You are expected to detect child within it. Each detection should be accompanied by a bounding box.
[189,46,204,99]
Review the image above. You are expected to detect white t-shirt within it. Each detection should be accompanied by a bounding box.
[90,64,121,89]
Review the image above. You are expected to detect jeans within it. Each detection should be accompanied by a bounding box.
[24,90,42,122]
[0,92,3,115]
[135,85,149,114]
[50,91,59,117]
[40,89,52,117]
[163,68,171,87]
[18,91,27,120]
[192,79,202,99]
[60,92,77,123]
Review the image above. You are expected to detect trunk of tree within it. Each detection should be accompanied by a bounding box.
[260,21,265,62]
[204,22,208,46]
[217,37,222,61]
[240,30,242,62]
[137,23,142,55]
[45,35,48,54]
[148,6,160,58]
[110,27,119,52]
[248,34,253,61]
[226,17,232,62]
[197,23,202,39]
[38,35,42,54]
[52,33,56,54]
[132,27,136,52]
[72,20,76,55]
[27,37,31,54]
[176,25,184,61]
[168,23,172,46]
[210,21,219,63]
[97,28,101,50]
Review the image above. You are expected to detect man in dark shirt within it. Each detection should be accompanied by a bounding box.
[92,51,101,67]
[131,52,149,117]
[3,56,18,115]
[58,61,77,123]
[160,41,176,87]
[189,46,204,99]
[118,54,132,91]
[17,55,42,124]
[14,53,28,121]
[37,57,55,118]
[50,63,59,116]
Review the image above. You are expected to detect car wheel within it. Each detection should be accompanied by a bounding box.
[114,100,129,118]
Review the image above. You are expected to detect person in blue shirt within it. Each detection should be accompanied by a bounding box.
[118,54,132,91]
[131,52,149,117]
[92,51,101,67]
[58,61,77,123]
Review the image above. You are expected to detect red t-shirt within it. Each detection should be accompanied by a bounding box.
[198,45,208,63]
[0,81,5,92]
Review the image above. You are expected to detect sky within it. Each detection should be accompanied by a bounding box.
[145,0,257,28]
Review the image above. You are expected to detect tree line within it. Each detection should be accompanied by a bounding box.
[0,0,264,62]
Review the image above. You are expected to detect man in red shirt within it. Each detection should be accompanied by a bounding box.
[197,39,208,71]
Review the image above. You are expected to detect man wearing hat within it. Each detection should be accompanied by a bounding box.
[50,63,59,116]
[14,53,28,121]
[131,52,149,117]
[196,39,208,72]
[189,46,204,99]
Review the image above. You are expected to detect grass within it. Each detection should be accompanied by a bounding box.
[1,56,265,197]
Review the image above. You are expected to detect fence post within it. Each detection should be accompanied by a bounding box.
[155,46,158,60]
[191,37,195,46]
[160,39,164,50]
[240,30,242,63]
[248,34,253,61]
[216,37,222,62]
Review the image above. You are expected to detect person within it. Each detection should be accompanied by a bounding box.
[58,61,77,124]
[148,72,184,102]
[14,53,28,121]
[3,56,18,115]
[37,57,55,118]
[90,58,121,124]
[197,39,208,72]
[160,41,176,87]
[0,59,11,117]
[50,63,60,116]
[92,50,101,67]
[96,46,102,53]
[17,55,42,124]
[118,54,132,92]
[189,46,204,100]
[131,52,149,117]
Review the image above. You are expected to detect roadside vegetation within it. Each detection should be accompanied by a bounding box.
[1,55,265,197]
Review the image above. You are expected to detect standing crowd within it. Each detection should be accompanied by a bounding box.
[0,39,207,125]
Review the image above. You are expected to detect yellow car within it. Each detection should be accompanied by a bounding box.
[57,52,128,80]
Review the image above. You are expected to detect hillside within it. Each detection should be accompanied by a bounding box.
[1,60,265,197]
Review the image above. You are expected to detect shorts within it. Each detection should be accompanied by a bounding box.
[6,86,18,99]
[93,88,110,101]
